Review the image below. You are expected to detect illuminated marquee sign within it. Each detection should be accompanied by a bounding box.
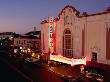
[50,54,86,66]
[49,16,54,53]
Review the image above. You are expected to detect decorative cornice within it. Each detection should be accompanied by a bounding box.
[85,12,109,17]
[106,7,110,12]
[81,7,110,17]
[58,5,80,18]
[41,5,110,24]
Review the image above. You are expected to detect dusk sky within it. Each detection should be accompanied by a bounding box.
[0,0,110,34]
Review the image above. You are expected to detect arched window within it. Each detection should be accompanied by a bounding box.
[63,29,73,57]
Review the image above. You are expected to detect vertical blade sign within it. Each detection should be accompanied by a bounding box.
[49,16,54,53]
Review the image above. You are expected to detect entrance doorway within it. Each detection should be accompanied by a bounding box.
[91,52,97,62]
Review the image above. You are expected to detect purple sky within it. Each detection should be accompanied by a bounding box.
[0,0,110,34]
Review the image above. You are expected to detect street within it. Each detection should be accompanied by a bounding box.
[0,50,110,82]
[0,56,32,82]
[0,53,64,82]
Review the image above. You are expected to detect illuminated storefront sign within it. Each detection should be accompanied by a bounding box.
[48,16,54,53]
[50,54,86,66]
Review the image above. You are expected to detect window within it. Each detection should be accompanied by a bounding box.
[63,29,73,57]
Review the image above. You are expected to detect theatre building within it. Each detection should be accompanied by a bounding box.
[41,5,110,65]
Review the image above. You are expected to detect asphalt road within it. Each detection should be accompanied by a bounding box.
[1,51,110,82]
[0,57,32,82]
[21,61,64,82]
[0,53,64,82]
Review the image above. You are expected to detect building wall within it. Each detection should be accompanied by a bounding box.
[85,15,106,62]
[14,38,39,50]
[41,23,49,53]
[41,5,110,65]
[106,14,110,65]
[86,14,110,65]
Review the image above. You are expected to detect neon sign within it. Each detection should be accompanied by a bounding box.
[48,16,54,53]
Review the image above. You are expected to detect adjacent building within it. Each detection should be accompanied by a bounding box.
[0,30,41,54]
[14,31,41,52]
[0,32,14,40]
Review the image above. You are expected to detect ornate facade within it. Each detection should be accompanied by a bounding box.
[41,5,110,65]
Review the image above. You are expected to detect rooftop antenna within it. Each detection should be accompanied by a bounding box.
[34,26,36,35]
